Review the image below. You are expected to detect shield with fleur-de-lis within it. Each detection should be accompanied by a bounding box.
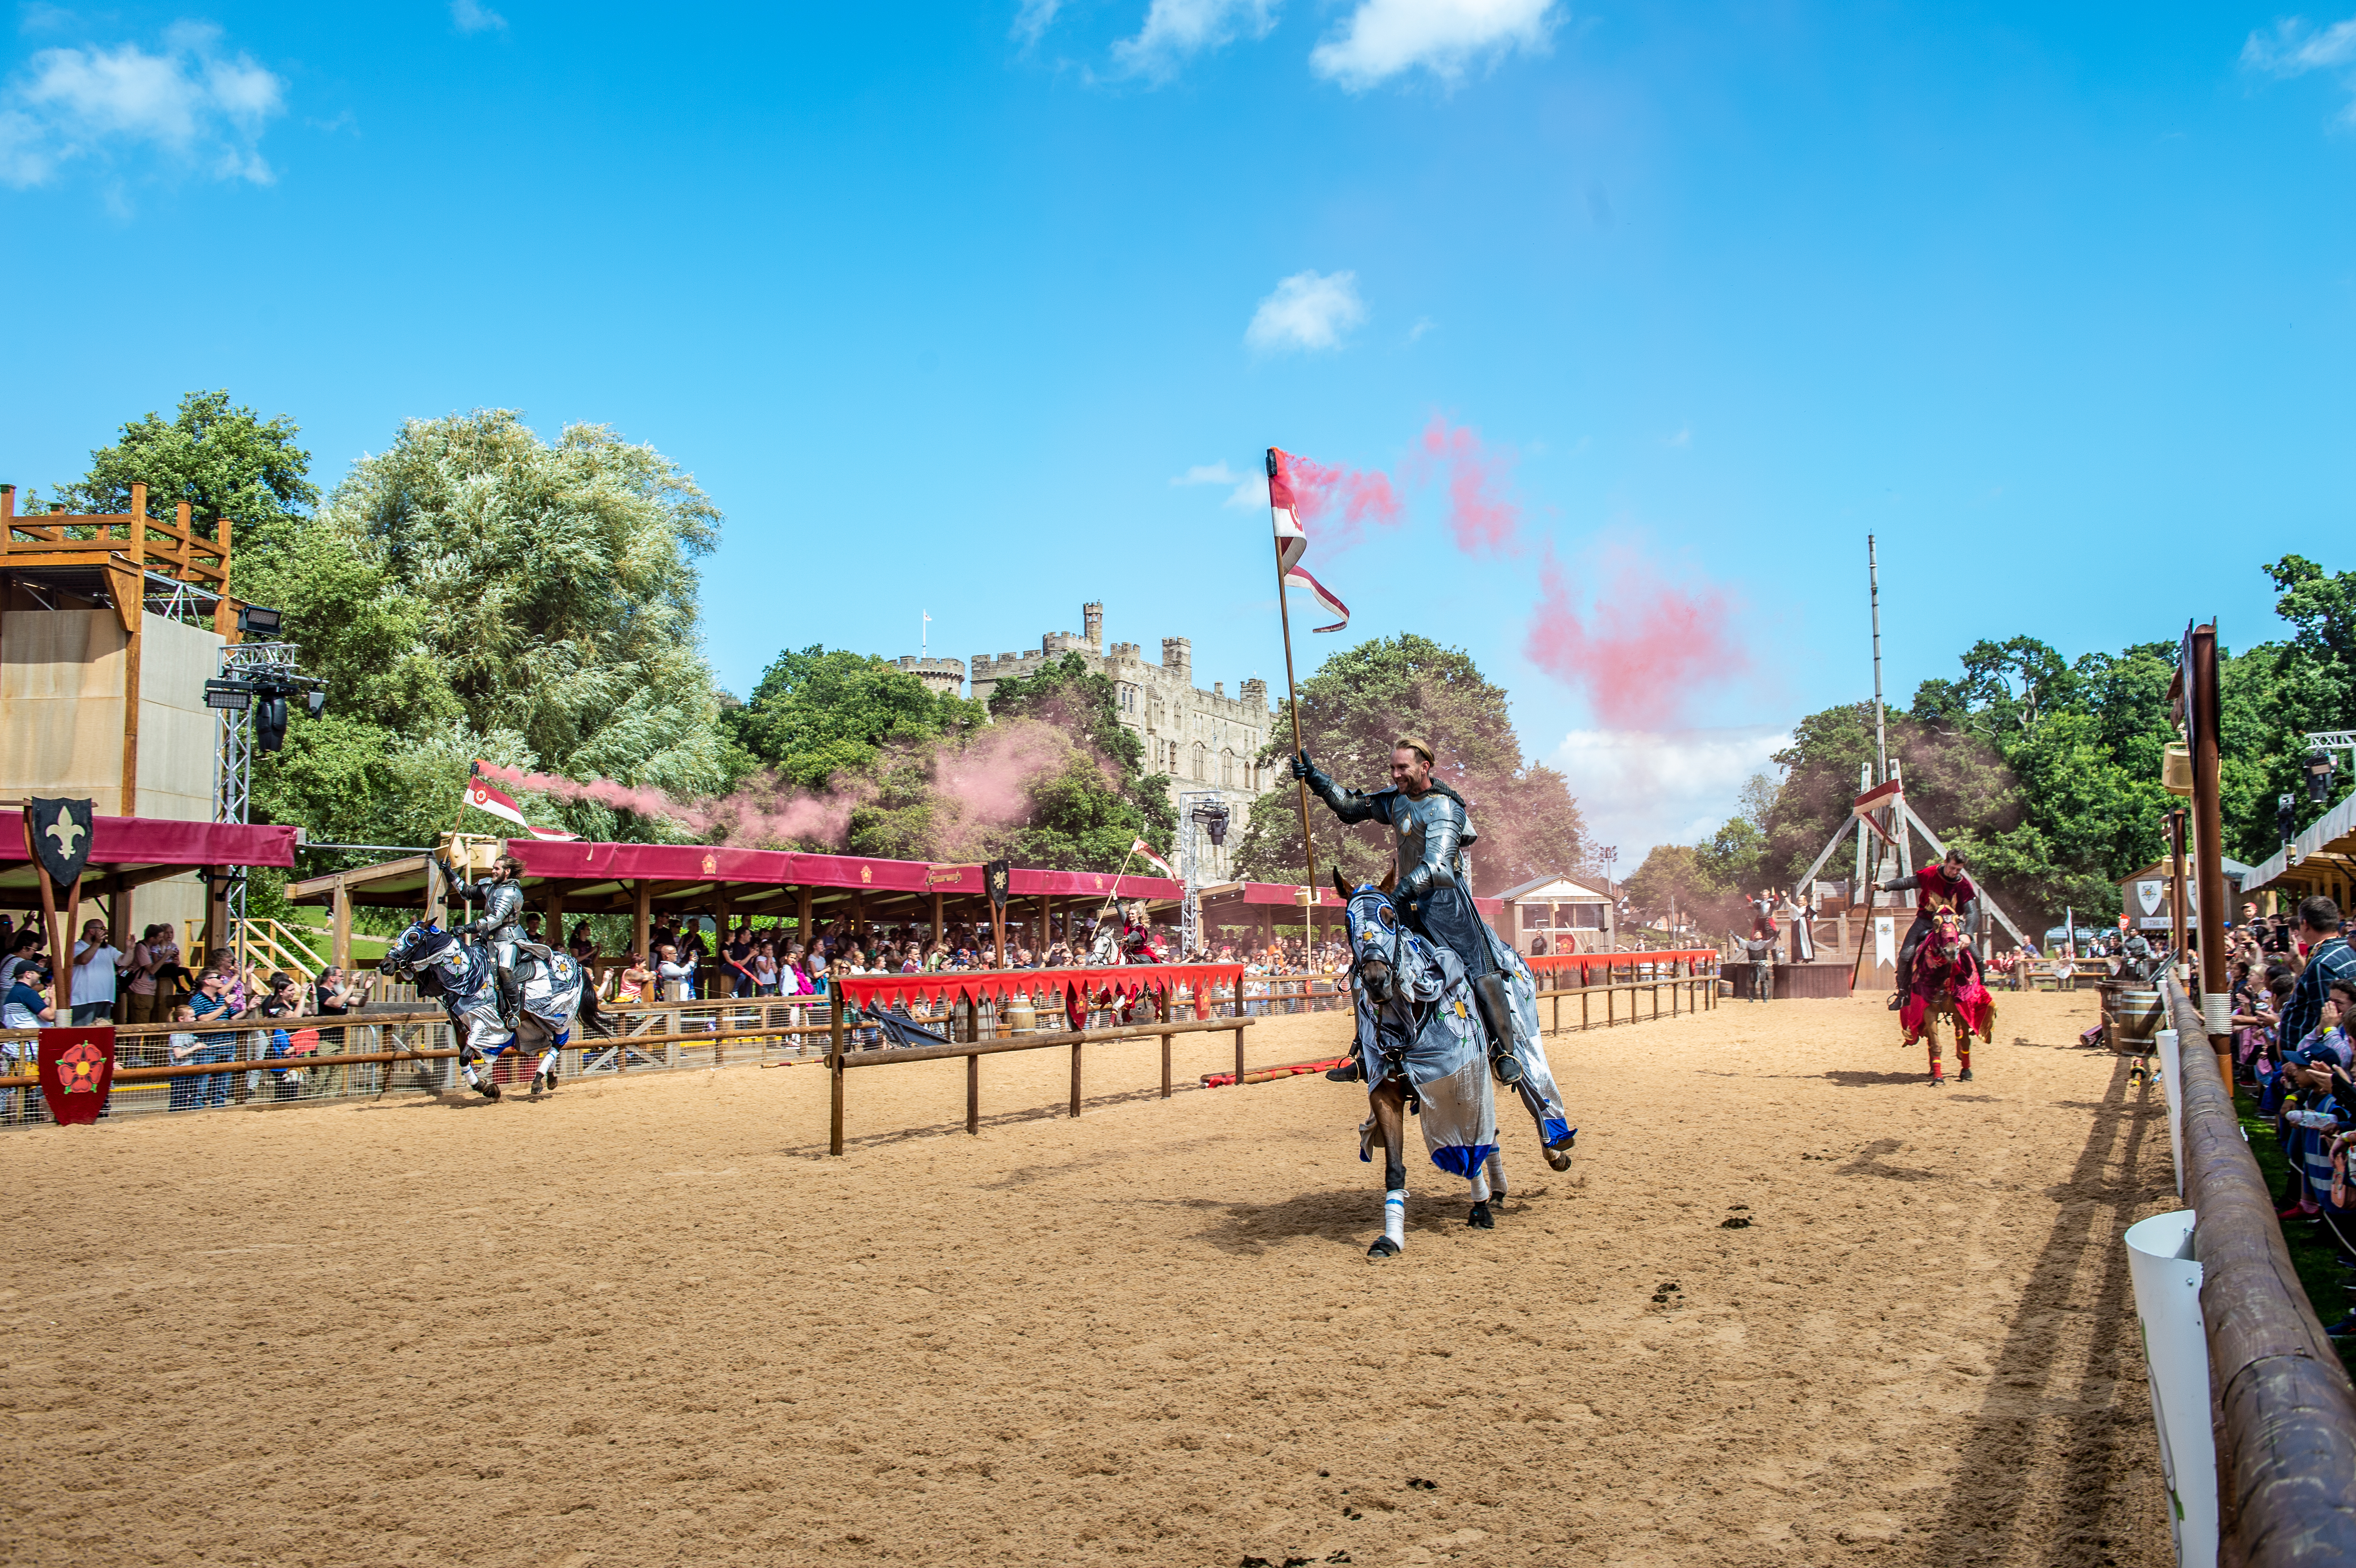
[28,797,95,888]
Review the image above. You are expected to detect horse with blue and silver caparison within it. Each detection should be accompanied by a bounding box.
[1337,871,1577,1258]
[377,919,589,1100]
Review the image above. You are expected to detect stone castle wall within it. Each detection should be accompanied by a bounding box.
[909,602,1271,882]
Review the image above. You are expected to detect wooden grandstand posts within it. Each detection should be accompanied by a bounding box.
[118,485,148,814]
[331,879,353,971]
[633,880,651,963]
[2190,624,2232,1083]
[795,885,812,947]
[545,885,566,970]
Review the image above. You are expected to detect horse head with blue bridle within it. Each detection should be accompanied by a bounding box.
[378,918,589,1101]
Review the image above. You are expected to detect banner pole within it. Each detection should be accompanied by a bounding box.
[1270,471,1320,953]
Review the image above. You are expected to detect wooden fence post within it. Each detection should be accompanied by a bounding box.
[1234,970,1247,1085]
[966,1051,979,1135]
[829,991,846,1156]
[1069,1040,1083,1117]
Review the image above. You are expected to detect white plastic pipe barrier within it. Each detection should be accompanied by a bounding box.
[2156,1027,2185,1198]
[2124,1209,2216,1568]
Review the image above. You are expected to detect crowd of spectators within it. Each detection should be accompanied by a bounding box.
[2227,893,2356,1338]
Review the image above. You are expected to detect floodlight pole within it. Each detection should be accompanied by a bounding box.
[211,640,306,985]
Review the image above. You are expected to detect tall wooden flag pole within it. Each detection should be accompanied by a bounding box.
[1267,447,1353,946]
[1275,534,1320,940]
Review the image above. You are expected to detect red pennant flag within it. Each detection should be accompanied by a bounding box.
[39,1026,115,1125]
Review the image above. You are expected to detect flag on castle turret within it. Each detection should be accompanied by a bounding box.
[1266,448,1351,633]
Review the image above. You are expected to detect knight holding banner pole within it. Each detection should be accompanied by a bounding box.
[1264,447,1518,1086]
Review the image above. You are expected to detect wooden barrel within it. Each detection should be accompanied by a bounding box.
[1001,998,1037,1037]
[2113,989,2165,1047]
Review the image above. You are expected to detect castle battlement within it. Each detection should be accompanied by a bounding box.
[892,656,967,698]
[900,602,1276,883]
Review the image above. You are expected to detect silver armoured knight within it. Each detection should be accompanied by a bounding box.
[456,852,530,1027]
[1294,734,1521,1085]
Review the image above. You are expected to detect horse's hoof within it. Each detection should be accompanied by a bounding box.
[479,1082,501,1101]
[1367,1237,1401,1259]
[1928,1075,1945,1087]
[1467,1200,1494,1229]
[1545,1148,1573,1173]
[1958,1067,1974,1082]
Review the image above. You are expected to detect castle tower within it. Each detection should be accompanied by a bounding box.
[1083,601,1103,651]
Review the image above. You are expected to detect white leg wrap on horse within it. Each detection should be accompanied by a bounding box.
[1383,1189,1407,1249]
[1468,1165,1491,1203]
[536,1047,560,1079]
[1484,1148,1507,1198]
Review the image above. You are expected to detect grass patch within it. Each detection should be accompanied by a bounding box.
[2232,1084,2356,1378]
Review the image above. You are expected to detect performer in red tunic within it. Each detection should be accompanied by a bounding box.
[1877,848,1979,1009]
[1899,907,1996,1081]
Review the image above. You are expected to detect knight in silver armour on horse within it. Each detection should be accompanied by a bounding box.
[456,853,531,1028]
[1293,734,1523,1086]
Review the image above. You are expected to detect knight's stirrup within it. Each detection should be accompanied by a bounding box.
[1325,1060,1363,1083]
[1491,1051,1524,1085]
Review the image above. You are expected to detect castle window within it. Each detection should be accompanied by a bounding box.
[1222,750,1234,788]
[1193,744,1207,781]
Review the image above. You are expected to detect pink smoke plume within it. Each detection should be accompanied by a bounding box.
[480,722,1088,858]
[1286,453,1403,554]
[480,762,862,847]
[1522,548,1747,729]
[1417,416,1524,556]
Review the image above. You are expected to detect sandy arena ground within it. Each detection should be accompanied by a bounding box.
[2,989,2178,1568]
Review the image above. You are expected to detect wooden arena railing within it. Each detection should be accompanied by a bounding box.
[2161,976,2356,1563]
[826,966,1254,1156]
[1530,953,1719,1034]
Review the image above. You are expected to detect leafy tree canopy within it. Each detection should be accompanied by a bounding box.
[52,389,319,566]
[729,646,980,792]
[1231,633,1586,895]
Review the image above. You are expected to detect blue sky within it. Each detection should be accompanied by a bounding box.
[4,2,2352,859]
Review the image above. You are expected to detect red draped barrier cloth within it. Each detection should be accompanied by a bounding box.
[831,964,1247,1024]
[1527,948,1716,983]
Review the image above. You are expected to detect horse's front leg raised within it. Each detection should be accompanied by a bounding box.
[1367,1077,1410,1260]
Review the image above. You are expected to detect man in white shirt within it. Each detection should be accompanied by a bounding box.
[70,918,123,1026]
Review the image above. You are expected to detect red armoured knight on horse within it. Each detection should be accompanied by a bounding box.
[1898,905,1996,1083]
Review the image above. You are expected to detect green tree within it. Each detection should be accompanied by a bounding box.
[1232,634,1585,894]
[1624,843,1720,927]
[240,410,741,855]
[729,646,980,791]
[55,389,319,568]
[980,653,1176,869]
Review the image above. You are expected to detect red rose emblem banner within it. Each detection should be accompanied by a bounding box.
[39,1026,115,1125]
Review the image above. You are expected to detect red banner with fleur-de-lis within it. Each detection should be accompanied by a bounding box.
[39,1026,115,1126]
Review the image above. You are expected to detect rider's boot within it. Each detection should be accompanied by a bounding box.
[1471,974,1523,1085]
[497,965,524,1031]
[1326,1056,1364,1083]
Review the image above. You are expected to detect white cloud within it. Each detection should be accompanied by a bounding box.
[1310,0,1558,90]
[2243,16,2356,74]
[452,0,509,35]
[2243,15,2356,120]
[1244,269,1366,353]
[1113,0,1278,81]
[1550,726,1789,866]
[4,22,285,189]
[1662,425,1691,448]
[1012,0,1064,46]
[1170,460,1266,508]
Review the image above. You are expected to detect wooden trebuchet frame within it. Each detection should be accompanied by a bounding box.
[2163,976,2356,1562]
